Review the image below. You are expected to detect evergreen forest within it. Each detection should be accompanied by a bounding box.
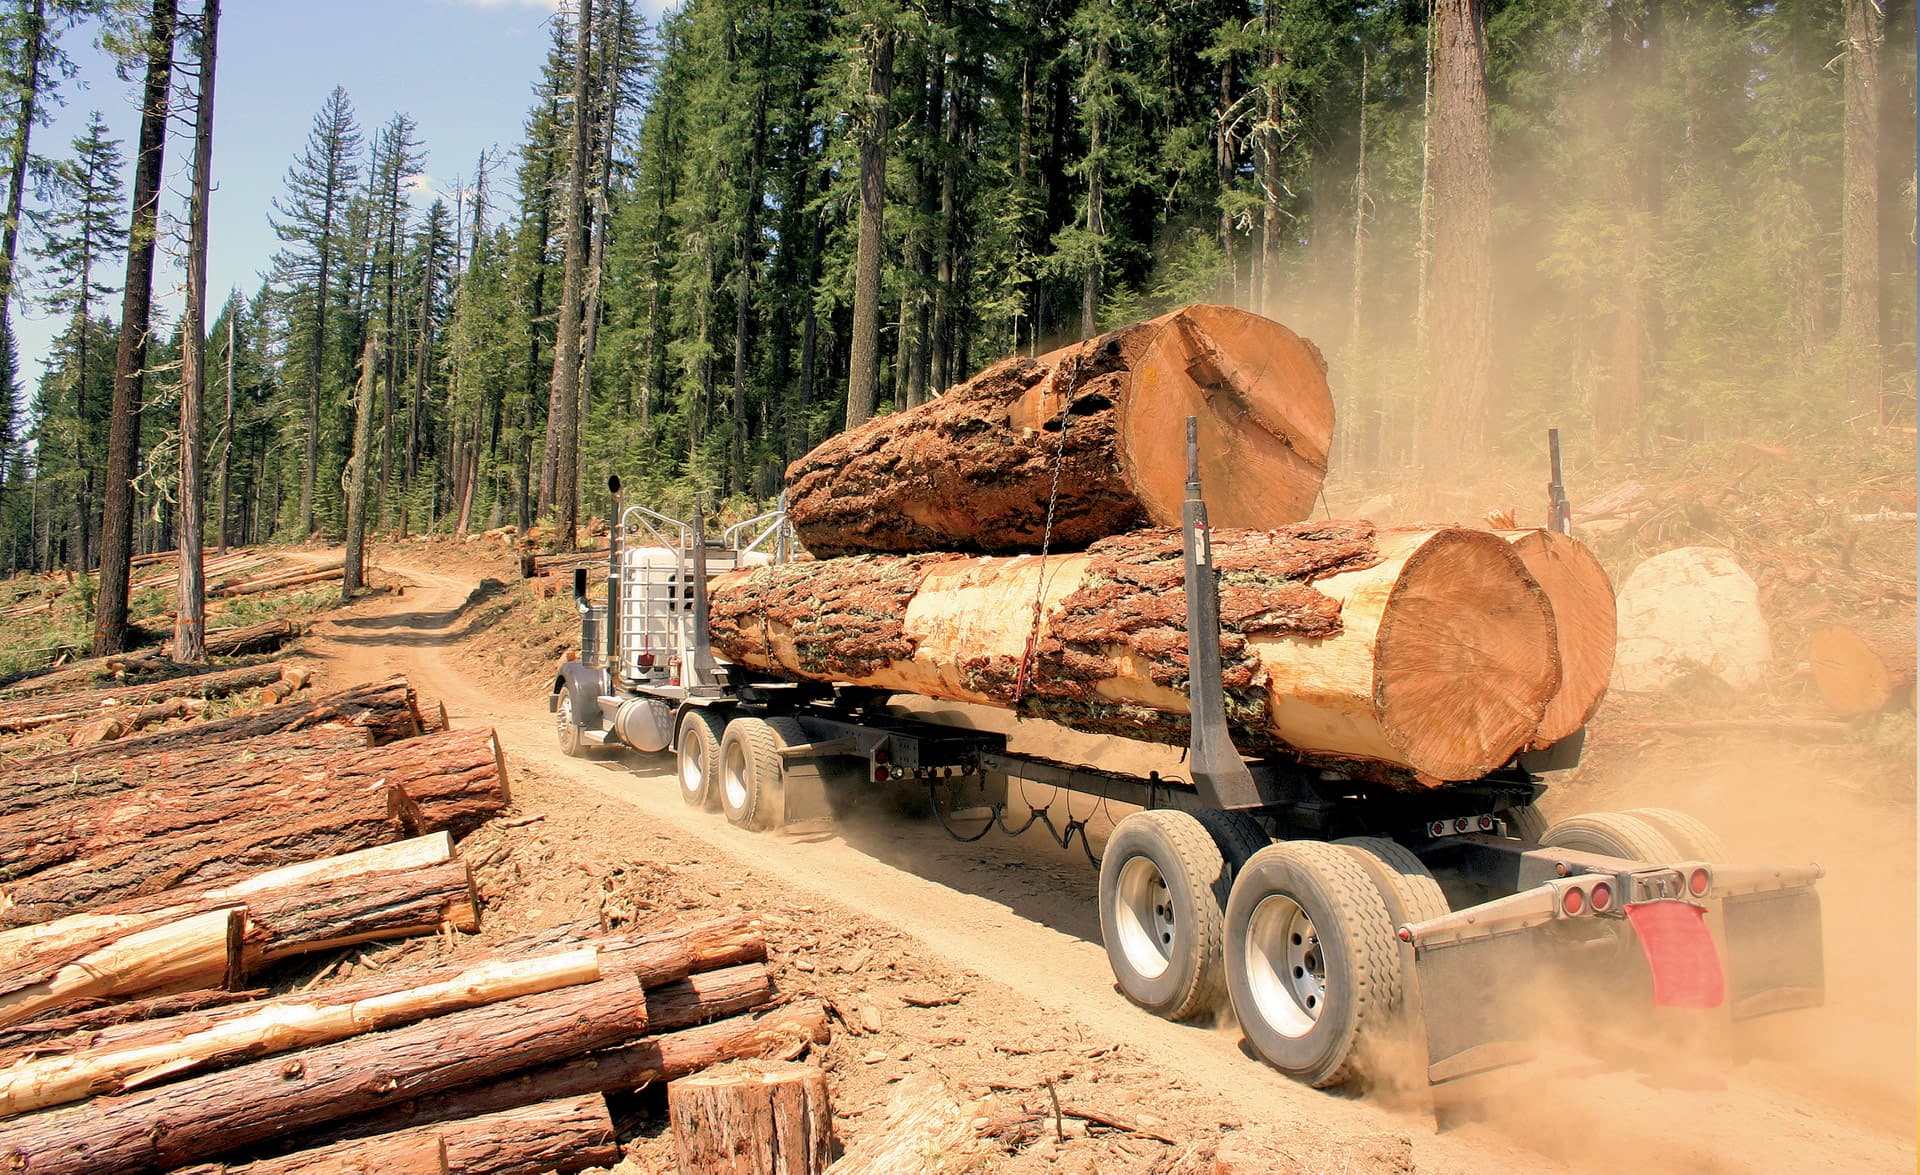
[0,0,1912,651]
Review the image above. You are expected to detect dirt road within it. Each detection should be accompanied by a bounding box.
[298,549,1915,1174]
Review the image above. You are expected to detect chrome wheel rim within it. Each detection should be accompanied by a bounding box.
[555,695,575,742]
[1244,894,1323,1038]
[1113,855,1175,980]
[722,739,749,813]
[679,731,705,798]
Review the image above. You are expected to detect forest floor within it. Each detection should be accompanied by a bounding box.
[271,434,1917,1175]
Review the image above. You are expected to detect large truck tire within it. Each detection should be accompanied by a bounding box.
[1224,841,1400,1088]
[1336,837,1450,925]
[1540,811,1680,862]
[1623,807,1729,861]
[1098,810,1230,1022]
[1499,802,1550,842]
[1190,808,1270,878]
[676,709,728,810]
[720,716,802,831]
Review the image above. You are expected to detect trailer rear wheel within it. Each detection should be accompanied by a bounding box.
[1623,807,1728,861]
[1225,841,1400,1088]
[676,709,728,810]
[1336,837,1450,925]
[1098,810,1229,1021]
[555,693,586,758]
[1541,812,1680,862]
[1499,803,1550,843]
[1191,809,1270,877]
[719,716,802,831]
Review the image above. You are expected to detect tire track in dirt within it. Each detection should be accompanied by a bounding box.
[291,550,1914,1175]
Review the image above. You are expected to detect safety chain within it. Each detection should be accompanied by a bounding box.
[1011,352,1086,709]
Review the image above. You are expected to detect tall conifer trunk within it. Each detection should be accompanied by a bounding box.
[1424,0,1493,464]
[1842,0,1884,425]
[343,334,380,599]
[0,0,45,317]
[174,0,219,666]
[93,0,175,658]
[541,0,592,546]
[845,28,894,431]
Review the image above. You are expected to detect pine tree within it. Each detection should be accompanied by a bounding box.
[174,0,219,665]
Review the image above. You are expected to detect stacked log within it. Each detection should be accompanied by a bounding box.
[710,522,1562,784]
[1498,528,1616,747]
[210,560,345,598]
[0,915,827,1175]
[0,662,289,735]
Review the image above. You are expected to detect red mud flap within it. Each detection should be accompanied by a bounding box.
[1625,900,1724,1008]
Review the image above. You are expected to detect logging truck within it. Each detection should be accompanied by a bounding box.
[548,459,1827,1094]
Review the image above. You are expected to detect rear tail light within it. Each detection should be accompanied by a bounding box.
[1454,818,1471,833]
[1689,867,1711,897]
[636,652,655,668]
[1589,881,1614,912]
[1562,886,1586,916]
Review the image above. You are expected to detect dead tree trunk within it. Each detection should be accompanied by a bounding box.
[0,972,649,1174]
[710,524,1560,784]
[787,306,1333,556]
[669,1063,834,1175]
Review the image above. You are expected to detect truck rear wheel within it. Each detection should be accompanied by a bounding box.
[676,709,727,810]
[1499,802,1549,842]
[1335,837,1450,926]
[1541,811,1680,862]
[1623,807,1729,861]
[719,716,802,831]
[1225,841,1400,1088]
[1098,810,1229,1021]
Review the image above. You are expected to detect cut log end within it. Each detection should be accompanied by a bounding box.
[1500,529,1616,747]
[1369,529,1562,780]
[1810,624,1917,715]
[669,1061,835,1175]
[1121,304,1333,531]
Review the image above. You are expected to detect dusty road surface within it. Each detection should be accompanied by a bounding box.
[292,547,1915,1174]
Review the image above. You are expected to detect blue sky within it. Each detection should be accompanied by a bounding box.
[11,0,658,388]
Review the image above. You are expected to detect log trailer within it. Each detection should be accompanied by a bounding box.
[548,436,1826,1091]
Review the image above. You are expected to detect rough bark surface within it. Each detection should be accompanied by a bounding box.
[670,1062,834,1175]
[712,524,1562,783]
[789,305,1333,557]
[0,663,285,733]
[175,1134,450,1175]
[0,972,650,1174]
[197,1095,617,1175]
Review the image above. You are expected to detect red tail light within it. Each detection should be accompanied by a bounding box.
[1589,881,1614,912]
[1689,868,1710,897]
[1562,886,1586,916]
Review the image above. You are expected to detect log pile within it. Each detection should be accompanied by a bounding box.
[0,667,831,1170]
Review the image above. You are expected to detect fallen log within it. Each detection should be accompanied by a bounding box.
[327,727,509,837]
[0,947,596,1116]
[0,970,650,1173]
[671,1061,834,1175]
[7,677,422,782]
[0,663,285,734]
[1809,623,1917,715]
[176,1134,450,1175]
[785,305,1334,556]
[65,696,205,747]
[1499,529,1616,747]
[258,667,313,706]
[0,988,268,1063]
[0,857,479,1025]
[289,976,809,1144]
[211,564,345,598]
[199,619,300,658]
[710,523,1561,783]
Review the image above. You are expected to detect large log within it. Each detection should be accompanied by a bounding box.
[177,1134,450,1175]
[785,305,1334,556]
[197,619,300,658]
[289,980,814,1146]
[0,970,651,1173]
[1499,529,1616,747]
[0,947,599,1115]
[0,662,286,734]
[670,1062,834,1175]
[1809,622,1917,715]
[188,1095,617,1175]
[0,730,506,915]
[0,858,480,1026]
[0,988,267,1062]
[710,523,1561,783]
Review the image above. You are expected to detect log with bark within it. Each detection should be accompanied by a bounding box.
[181,1095,618,1175]
[211,563,345,598]
[1809,623,1917,715]
[710,522,1561,783]
[257,667,313,706]
[785,305,1335,557]
[199,619,300,658]
[177,1134,451,1175]
[64,695,205,747]
[0,969,650,1173]
[0,729,508,911]
[0,662,286,734]
[1499,529,1616,747]
[0,947,598,1115]
[0,857,480,1026]
[670,1061,834,1175]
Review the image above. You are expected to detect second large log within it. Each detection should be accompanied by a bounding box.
[710,523,1560,783]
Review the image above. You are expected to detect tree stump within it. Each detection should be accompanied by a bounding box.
[668,1061,834,1175]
